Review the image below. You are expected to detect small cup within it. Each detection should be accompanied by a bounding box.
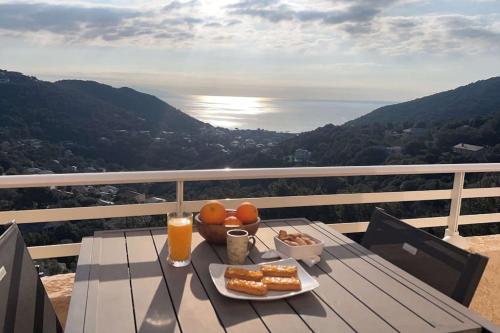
[226,229,255,265]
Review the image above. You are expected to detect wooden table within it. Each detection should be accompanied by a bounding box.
[65,219,498,333]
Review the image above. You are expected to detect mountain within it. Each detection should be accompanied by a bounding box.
[347,77,500,126]
[4,70,500,273]
[0,70,206,143]
[0,69,292,171]
[55,80,205,132]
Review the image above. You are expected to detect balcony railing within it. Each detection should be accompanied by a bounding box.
[2,163,500,259]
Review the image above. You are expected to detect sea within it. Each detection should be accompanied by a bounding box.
[162,94,391,133]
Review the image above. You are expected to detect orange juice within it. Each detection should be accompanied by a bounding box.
[167,214,192,265]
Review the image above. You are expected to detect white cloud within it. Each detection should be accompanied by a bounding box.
[0,0,498,55]
[344,14,500,55]
[0,1,203,45]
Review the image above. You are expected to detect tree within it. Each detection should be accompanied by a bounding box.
[403,141,426,155]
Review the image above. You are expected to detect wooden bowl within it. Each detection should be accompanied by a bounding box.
[194,213,260,245]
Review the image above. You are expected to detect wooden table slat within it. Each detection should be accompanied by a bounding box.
[66,237,93,333]
[83,233,101,333]
[94,232,136,333]
[212,240,318,333]
[262,221,437,333]
[255,222,395,333]
[125,230,181,333]
[190,229,270,333]
[309,221,500,333]
[252,225,386,333]
[278,219,476,330]
[68,219,498,333]
[150,229,224,333]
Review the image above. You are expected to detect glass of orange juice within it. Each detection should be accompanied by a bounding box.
[167,212,193,267]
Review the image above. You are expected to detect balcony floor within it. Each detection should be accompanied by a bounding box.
[468,234,500,325]
[41,235,500,328]
[41,272,74,327]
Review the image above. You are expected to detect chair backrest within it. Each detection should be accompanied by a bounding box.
[361,208,488,306]
[0,223,63,333]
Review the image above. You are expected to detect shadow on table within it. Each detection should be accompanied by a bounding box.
[138,284,181,333]
[77,261,164,282]
[323,244,369,260]
[189,241,276,329]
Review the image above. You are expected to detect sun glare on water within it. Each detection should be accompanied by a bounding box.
[191,95,274,128]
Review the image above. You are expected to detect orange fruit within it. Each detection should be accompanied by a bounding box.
[224,216,242,226]
[236,202,258,225]
[199,200,226,225]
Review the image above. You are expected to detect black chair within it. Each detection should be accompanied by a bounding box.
[0,223,63,333]
[361,208,488,306]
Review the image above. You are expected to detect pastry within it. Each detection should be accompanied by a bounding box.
[260,264,298,277]
[226,278,268,296]
[224,267,263,281]
[261,277,302,291]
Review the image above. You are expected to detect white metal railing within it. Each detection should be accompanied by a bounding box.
[2,163,500,259]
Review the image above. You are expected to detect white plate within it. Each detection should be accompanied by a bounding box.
[209,258,320,301]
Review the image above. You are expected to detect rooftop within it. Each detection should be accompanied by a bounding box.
[453,143,485,152]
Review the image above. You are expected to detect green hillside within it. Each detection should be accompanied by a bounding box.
[0,70,206,143]
[347,77,500,126]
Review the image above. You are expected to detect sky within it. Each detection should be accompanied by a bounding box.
[0,0,499,102]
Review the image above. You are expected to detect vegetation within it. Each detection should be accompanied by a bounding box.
[2,69,500,274]
[347,77,500,126]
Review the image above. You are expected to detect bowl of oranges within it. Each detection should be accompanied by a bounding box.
[195,200,260,244]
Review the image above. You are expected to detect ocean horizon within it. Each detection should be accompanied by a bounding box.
[162,94,392,133]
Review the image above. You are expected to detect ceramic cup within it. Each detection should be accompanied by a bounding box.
[226,229,256,265]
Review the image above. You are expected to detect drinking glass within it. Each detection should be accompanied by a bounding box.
[167,212,193,267]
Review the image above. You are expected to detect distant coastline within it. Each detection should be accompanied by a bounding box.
[161,94,390,133]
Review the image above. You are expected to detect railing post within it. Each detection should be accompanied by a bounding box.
[176,180,184,213]
[443,172,469,249]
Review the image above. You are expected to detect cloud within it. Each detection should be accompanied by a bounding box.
[227,0,398,27]
[163,0,200,12]
[0,2,202,44]
[225,19,242,26]
[345,14,500,55]
[224,0,500,55]
[0,0,497,57]
[162,16,204,26]
[204,22,223,28]
[226,0,278,9]
[0,2,140,34]
[442,15,500,42]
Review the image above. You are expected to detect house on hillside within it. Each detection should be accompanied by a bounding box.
[402,127,429,137]
[118,190,146,203]
[24,139,42,149]
[145,197,166,203]
[386,146,402,155]
[294,149,312,163]
[98,199,114,206]
[453,143,485,158]
[24,167,42,174]
[72,186,89,194]
[99,185,118,195]
[244,139,256,147]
